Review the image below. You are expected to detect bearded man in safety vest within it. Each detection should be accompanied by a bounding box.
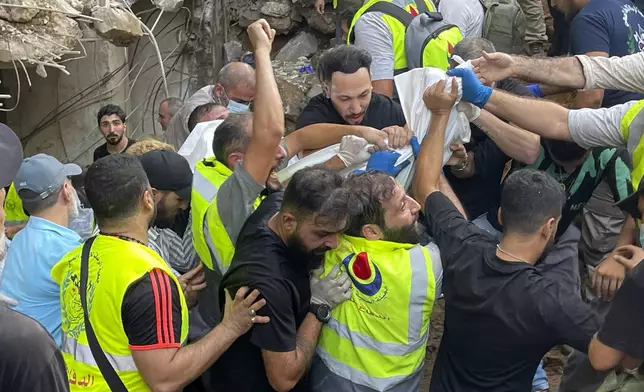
[309,170,443,392]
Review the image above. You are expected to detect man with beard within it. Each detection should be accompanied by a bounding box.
[415,79,600,392]
[51,154,269,391]
[0,124,69,391]
[294,45,412,152]
[213,167,353,392]
[93,104,137,162]
[0,154,83,347]
[309,170,442,391]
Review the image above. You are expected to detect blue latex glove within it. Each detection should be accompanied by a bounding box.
[526,84,544,98]
[410,136,420,157]
[366,151,411,177]
[446,68,493,108]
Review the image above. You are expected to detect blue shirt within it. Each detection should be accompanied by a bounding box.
[570,0,644,107]
[0,217,82,346]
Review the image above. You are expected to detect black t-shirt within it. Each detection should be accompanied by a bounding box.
[213,192,312,392]
[295,93,407,130]
[93,138,137,162]
[0,303,69,391]
[444,78,532,219]
[122,268,183,349]
[424,192,599,392]
[598,261,644,359]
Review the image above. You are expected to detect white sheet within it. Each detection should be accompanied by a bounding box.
[177,119,224,172]
[277,65,472,188]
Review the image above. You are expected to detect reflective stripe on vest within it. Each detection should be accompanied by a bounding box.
[316,239,435,391]
[348,0,436,74]
[62,336,138,372]
[193,169,219,202]
[203,202,227,275]
[620,99,644,189]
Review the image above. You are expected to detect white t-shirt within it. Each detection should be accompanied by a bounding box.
[438,0,485,38]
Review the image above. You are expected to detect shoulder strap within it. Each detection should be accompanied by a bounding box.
[80,237,129,392]
[361,1,414,26]
[415,0,430,14]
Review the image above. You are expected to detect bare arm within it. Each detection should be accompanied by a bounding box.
[484,89,572,142]
[573,52,608,109]
[262,314,322,392]
[372,79,394,98]
[243,20,284,185]
[472,109,541,164]
[283,124,388,156]
[438,174,467,219]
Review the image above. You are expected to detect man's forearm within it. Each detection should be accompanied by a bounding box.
[616,216,637,248]
[484,89,572,142]
[413,115,449,206]
[512,55,586,89]
[254,47,284,140]
[439,174,467,219]
[265,314,322,391]
[150,323,240,390]
[284,124,370,158]
[473,109,541,164]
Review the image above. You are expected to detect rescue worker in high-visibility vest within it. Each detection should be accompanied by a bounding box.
[449,64,644,301]
[3,182,28,237]
[347,0,460,98]
[51,153,269,392]
[310,170,443,391]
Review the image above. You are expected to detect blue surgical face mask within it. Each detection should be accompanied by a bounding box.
[227,99,251,113]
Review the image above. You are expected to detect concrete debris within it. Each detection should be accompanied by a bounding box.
[224,40,245,63]
[92,5,143,47]
[0,0,40,23]
[151,0,184,13]
[296,5,336,35]
[276,31,318,61]
[36,63,47,78]
[0,12,81,64]
[272,58,321,132]
[259,1,295,34]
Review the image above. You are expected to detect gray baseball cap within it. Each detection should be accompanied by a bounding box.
[0,123,23,188]
[14,154,82,201]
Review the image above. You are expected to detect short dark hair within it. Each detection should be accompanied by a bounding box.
[19,187,62,216]
[342,171,396,236]
[160,97,183,117]
[317,45,372,85]
[500,169,566,235]
[188,103,224,132]
[212,113,252,165]
[282,167,354,228]
[97,104,126,126]
[85,154,150,225]
[543,139,587,163]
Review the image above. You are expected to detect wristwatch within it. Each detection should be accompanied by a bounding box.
[309,303,332,323]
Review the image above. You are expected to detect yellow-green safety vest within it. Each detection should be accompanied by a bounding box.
[316,235,436,391]
[348,0,459,74]
[51,235,189,391]
[190,158,231,271]
[4,182,28,227]
[621,100,644,190]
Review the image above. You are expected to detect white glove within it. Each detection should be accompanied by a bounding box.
[310,264,352,309]
[456,101,481,122]
[337,135,372,167]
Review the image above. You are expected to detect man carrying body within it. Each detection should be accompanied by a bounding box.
[0,154,83,346]
[52,154,269,391]
[157,97,183,131]
[165,62,255,149]
[295,45,413,152]
[187,103,229,133]
[93,104,136,162]
[415,78,599,391]
[213,167,353,392]
[309,170,443,391]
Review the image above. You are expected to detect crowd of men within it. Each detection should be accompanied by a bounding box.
[2,0,644,390]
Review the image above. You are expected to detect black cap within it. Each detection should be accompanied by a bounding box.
[616,180,644,219]
[139,150,192,201]
[0,123,23,188]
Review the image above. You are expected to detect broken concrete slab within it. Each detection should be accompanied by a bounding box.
[92,5,143,47]
[151,0,184,13]
[224,40,244,63]
[275,31,318,61]
[0,0,40,23]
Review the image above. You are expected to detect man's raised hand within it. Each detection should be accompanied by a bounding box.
[471,51,516,84]
[423,78,458,116]
[247,19,275,53]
